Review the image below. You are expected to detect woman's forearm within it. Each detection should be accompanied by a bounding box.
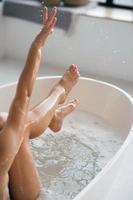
[17,42,42,98]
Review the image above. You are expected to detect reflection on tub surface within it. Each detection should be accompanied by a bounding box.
[31,110,123,200]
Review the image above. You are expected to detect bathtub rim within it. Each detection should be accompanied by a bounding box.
[0,76,132,105]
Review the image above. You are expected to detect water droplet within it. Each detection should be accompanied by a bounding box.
[122,60,126,64]
[113,49,120,54]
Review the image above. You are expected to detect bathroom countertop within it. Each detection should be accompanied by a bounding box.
[3,0,74,31]
[3,0,133,31]
[2,0,98,31]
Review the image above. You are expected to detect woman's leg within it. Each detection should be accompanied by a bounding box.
[0,8,58,199]
[28,64,80,139]
[9,95,78,200]
[8,65,80,200]
[9,136,41,200]
[0,65,80,136]
[0,65,79,200]
[0,6,58,199]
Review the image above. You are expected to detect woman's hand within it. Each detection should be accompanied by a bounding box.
[34,7,57,47]
[43,6,57,35]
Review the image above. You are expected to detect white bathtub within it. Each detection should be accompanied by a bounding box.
[0,76,133,200]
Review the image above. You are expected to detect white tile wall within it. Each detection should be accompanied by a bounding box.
[3,15,133,83]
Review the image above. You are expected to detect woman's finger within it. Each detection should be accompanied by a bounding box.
[47,7,57,28]
[43,6,48,25]
[48,17,57,32]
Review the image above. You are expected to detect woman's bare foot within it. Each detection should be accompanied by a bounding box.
[50,64,80,104]
[49,99,79,132]
[59,64,80,103]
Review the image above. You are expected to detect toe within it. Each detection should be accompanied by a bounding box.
[69,99,79,106]
[68,65,79,79]
[60,99,78,117]
[69,64,77,72]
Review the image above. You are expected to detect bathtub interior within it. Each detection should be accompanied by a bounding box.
[0,77,133,200]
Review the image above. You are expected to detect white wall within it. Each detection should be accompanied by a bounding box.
[4,14,133,82]
[0,2,4,58]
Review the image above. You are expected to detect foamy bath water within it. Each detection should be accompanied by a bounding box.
[31,110,123,200]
